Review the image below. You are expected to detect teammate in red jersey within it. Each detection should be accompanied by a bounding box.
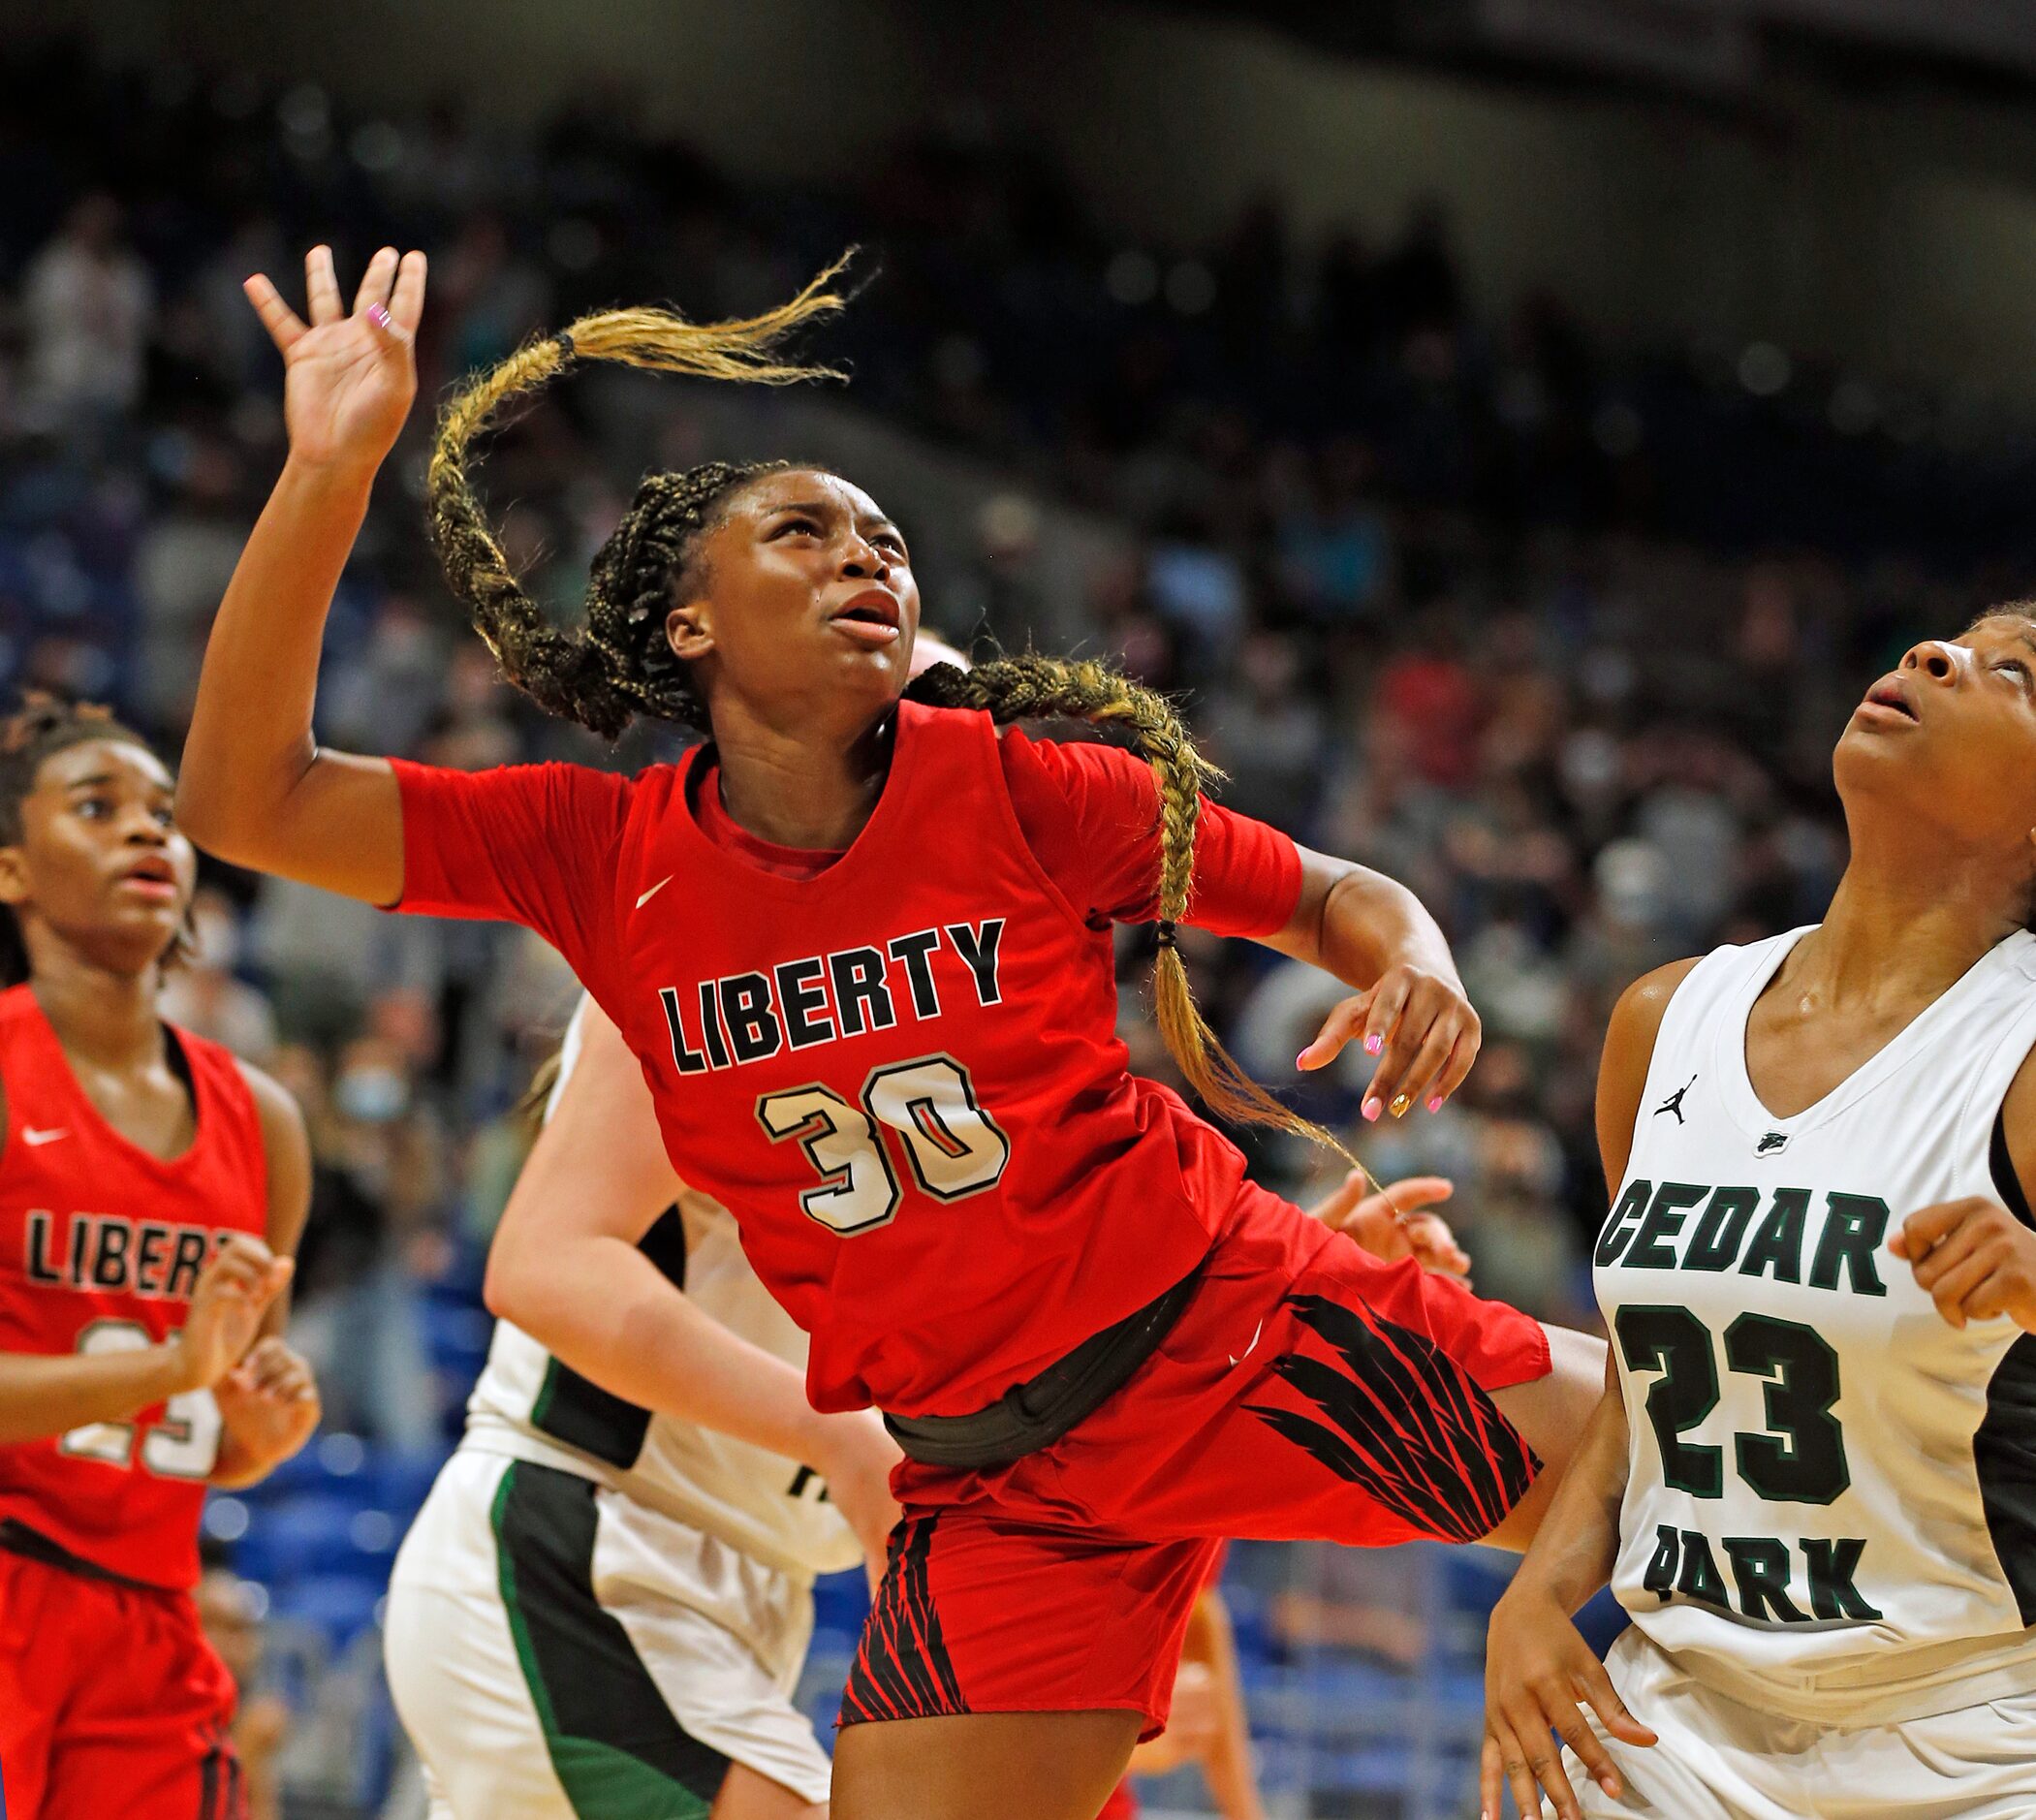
[182,247,1603,1820]
[0,697,320,1820]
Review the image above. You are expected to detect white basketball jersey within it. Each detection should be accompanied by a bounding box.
[1598,926,2036,1723]
[460,1001,861,1581]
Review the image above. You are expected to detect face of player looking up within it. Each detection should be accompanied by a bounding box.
[663,468,923,742]
[0,739,196,977]
[1835,614,2036,913]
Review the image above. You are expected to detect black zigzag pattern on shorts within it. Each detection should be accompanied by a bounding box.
[840,1514,969,1724]
[1246,1293,1540,1543]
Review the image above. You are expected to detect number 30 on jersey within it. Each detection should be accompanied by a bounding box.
[757,1053,1011,1235]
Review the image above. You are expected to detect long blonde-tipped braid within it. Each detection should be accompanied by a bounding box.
[424,258,852,741]
[907,654,1379,1187]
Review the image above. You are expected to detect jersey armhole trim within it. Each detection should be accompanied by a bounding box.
[1990,1105,2035,1232]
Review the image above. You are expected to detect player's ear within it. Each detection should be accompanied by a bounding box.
[0,840,29,908]
[665,599,714,665]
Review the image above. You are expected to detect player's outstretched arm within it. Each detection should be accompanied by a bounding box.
[1477,960,1693,1820]
[0,1235,288,1446]
[485,997,900,1572]
[176,244,425,907]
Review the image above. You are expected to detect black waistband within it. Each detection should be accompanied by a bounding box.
[0,1517,171,1593]
[884,1265,1204,1471]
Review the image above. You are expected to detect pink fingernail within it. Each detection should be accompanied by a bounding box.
[1427,1096,1444,1113]
[1296,1051,1312,1071]
[1362,1097,1382,1122]
[1363,1033,1384,1055]
[367,302,392,329]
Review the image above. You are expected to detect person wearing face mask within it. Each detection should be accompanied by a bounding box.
[286,1033,443,1452]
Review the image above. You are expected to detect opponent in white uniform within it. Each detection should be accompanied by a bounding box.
[385,997,895,1818]
[1482,614,2036,1820]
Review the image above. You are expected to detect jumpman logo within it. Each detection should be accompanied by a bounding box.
[1654,1075,1697,1123]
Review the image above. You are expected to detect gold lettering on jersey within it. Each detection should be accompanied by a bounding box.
[23,1209,234,1300]
[1596,1179,1889,1296]
[659,922,1006,1077]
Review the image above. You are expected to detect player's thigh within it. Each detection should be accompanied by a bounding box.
[0,1553,68,1820]
[831,1710,1142,1820]
[1483,1322,1611,1550]
[712,1759,827,1820]
[43,1578,240,1820]
[43,1734,243,1820]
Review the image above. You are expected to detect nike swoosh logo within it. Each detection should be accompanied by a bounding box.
[635,876,673,910]
[21,1127,68,1146]
[1229,1316,1265,1368]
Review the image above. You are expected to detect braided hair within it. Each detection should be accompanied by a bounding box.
[0,694,185,988]
[425,266,1354,1160]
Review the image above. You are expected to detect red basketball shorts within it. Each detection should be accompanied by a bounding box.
[842,1180,1550,1738]
[0,1546,243,1820]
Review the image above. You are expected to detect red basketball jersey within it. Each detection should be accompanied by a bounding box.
[394,703,1293,1417]
[0,986,269,1588]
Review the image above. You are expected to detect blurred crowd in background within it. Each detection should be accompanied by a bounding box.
[8,31,2027,1815]
[2,36,2000,1401]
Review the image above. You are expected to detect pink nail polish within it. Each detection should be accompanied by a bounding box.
[1295,1051,1311,1071]
[1427,1096,1444,1113]
[1363,1033,1383,1055]
[367,302,392,329]
[1362,1098,1382,1122]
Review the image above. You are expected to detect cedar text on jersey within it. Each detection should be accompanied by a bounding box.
[1597,1177,1888,1294]
[658,920,1005,1076]
[22,1209,234,1300]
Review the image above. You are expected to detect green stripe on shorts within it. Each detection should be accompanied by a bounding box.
[490,1459,729,1819]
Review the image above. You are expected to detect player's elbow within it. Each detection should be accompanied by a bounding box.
[482,1236,533,1326]
[173,773,267,872]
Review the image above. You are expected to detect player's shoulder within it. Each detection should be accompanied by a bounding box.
[229,1054,307,1155]
[1607,957,1705,1051]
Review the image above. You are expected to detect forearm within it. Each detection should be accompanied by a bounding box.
[1314,865,1457,988]
[178,460,399,900]
[490,1235,835,1464]
[1267,849,1458,990]
[0,1344,187,1447]
[1506,1378,1632,1613]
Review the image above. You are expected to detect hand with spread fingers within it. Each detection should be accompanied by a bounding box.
[1309,1171,1471,1277]
[1480,1583,1657,1820]
[1891,1197,2036,1331]
[1296,961,1480,1126]
[243,243,427,480]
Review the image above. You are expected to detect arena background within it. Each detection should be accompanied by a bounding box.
[3,3,2034,1813]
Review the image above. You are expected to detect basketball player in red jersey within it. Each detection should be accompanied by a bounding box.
[0,698,321,1820]
[181,247,1602,1820]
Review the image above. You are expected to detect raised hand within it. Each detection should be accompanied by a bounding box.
[1310,1171,1471,1277]
[213,1336,322,1472]
[172,1236,292,1394]
[1297,960,1481,1123]
[243,244,426,479]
